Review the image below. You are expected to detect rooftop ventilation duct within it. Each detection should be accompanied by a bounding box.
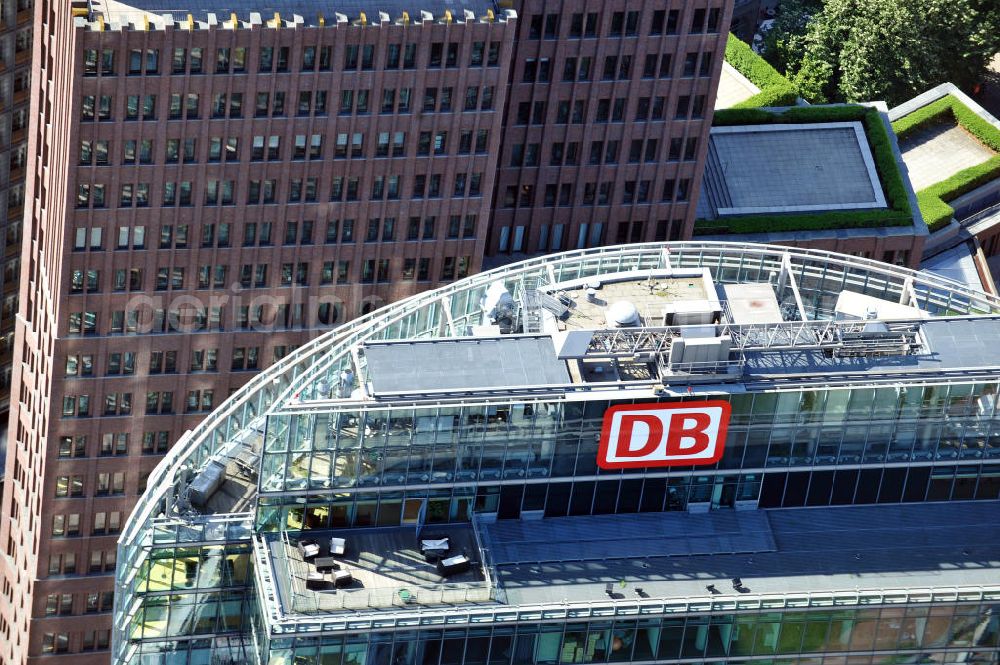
[607,301,640,328]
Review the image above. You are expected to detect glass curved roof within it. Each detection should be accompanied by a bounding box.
[117,241,1000,569]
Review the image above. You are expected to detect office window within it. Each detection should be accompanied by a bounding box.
[708,8,721,32]
[683,52,698,77]
[700,52,714,77]
[692,95,706,118]
[186,390,215,413]
[676,95,691,119]
[692,8,707,33]
[660,53,673,78]
[41,633,70,654]
[667,9,679,34]
[386,43,401,68]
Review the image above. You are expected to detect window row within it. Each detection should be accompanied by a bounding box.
[57,431,171,458]
[79,129,490,168]
[65,347,260,378]
[61,389,216,418]
[512,136,699,167]
[76,169,490,209]
[62,298,344,339]
[529,7,722,39]
[71,215,477,255]
[523,51,711,84]
[83,41,503,77]
[514,93,706,125]
[257,605,999,664]
[81,84,496,122]
[496,218,684,255]
[63,256,471,336]
[43,590,114,617]
[41,629,111,654]
[46,549,117,579]
[55,471,125,498]
[501,177,692,209]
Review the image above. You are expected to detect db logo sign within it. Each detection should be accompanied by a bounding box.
[597,401,730,469]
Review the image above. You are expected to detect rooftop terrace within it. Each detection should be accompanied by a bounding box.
[261,501,1000,620]
[899,122,995,191]
[269,523,489,613]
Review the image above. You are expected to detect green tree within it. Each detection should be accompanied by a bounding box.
[760,0,824,76]
[763,0,1000,106]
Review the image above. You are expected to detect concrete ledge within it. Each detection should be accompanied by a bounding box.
[889,82,1000,130]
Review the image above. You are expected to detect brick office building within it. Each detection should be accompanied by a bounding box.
[0,0,34,421]
[0,1,730,663]
[489,0,730,257]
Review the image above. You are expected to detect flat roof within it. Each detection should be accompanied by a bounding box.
[341,275,1000,402]
[743,317,1000,379]
[266,501,1000,617]
[900,123,996,191]
[721,283,783,324]
[490,501,1000,608]
[922,244,992,298]
[93,0,496,24]
[364,336,571,396]
[704,123,887,218]
[559,276,714,331]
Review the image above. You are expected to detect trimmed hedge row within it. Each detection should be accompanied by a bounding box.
[915,192,959,232]
[723,34,799,109]
[891,94,1000,231]
[862,110,913,217]
[712,104,869,126]
[892,94,1000,151]
[700,105,914,234]
[918,156,1000,231]
[694,210,913,235]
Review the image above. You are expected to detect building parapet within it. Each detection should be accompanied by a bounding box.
[260,582,1000,637]
[81,2,513,32]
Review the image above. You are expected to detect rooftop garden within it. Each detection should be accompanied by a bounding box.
[891,94,1000,232]
[697,105,914,235]
[723,34,799,109]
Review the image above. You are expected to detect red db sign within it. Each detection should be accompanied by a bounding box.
[597,401,730,469]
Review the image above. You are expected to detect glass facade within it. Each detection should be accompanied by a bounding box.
[113,243,1000,665]
[253,381,1000,533]
[263,603,1000,664]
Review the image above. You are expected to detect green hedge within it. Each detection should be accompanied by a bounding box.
[713,104,868,126]
[694,210,913,235]
[711,108,779,126]
[915,192,958,232]
[891,94,1000,231]
[701,105,913,234]
[918,156,1000,231]
[892,94,1000,151]
[863,111,912,216]
[723,34,799,109]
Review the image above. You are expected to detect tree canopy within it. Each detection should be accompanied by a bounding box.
[761,0,1000,106]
